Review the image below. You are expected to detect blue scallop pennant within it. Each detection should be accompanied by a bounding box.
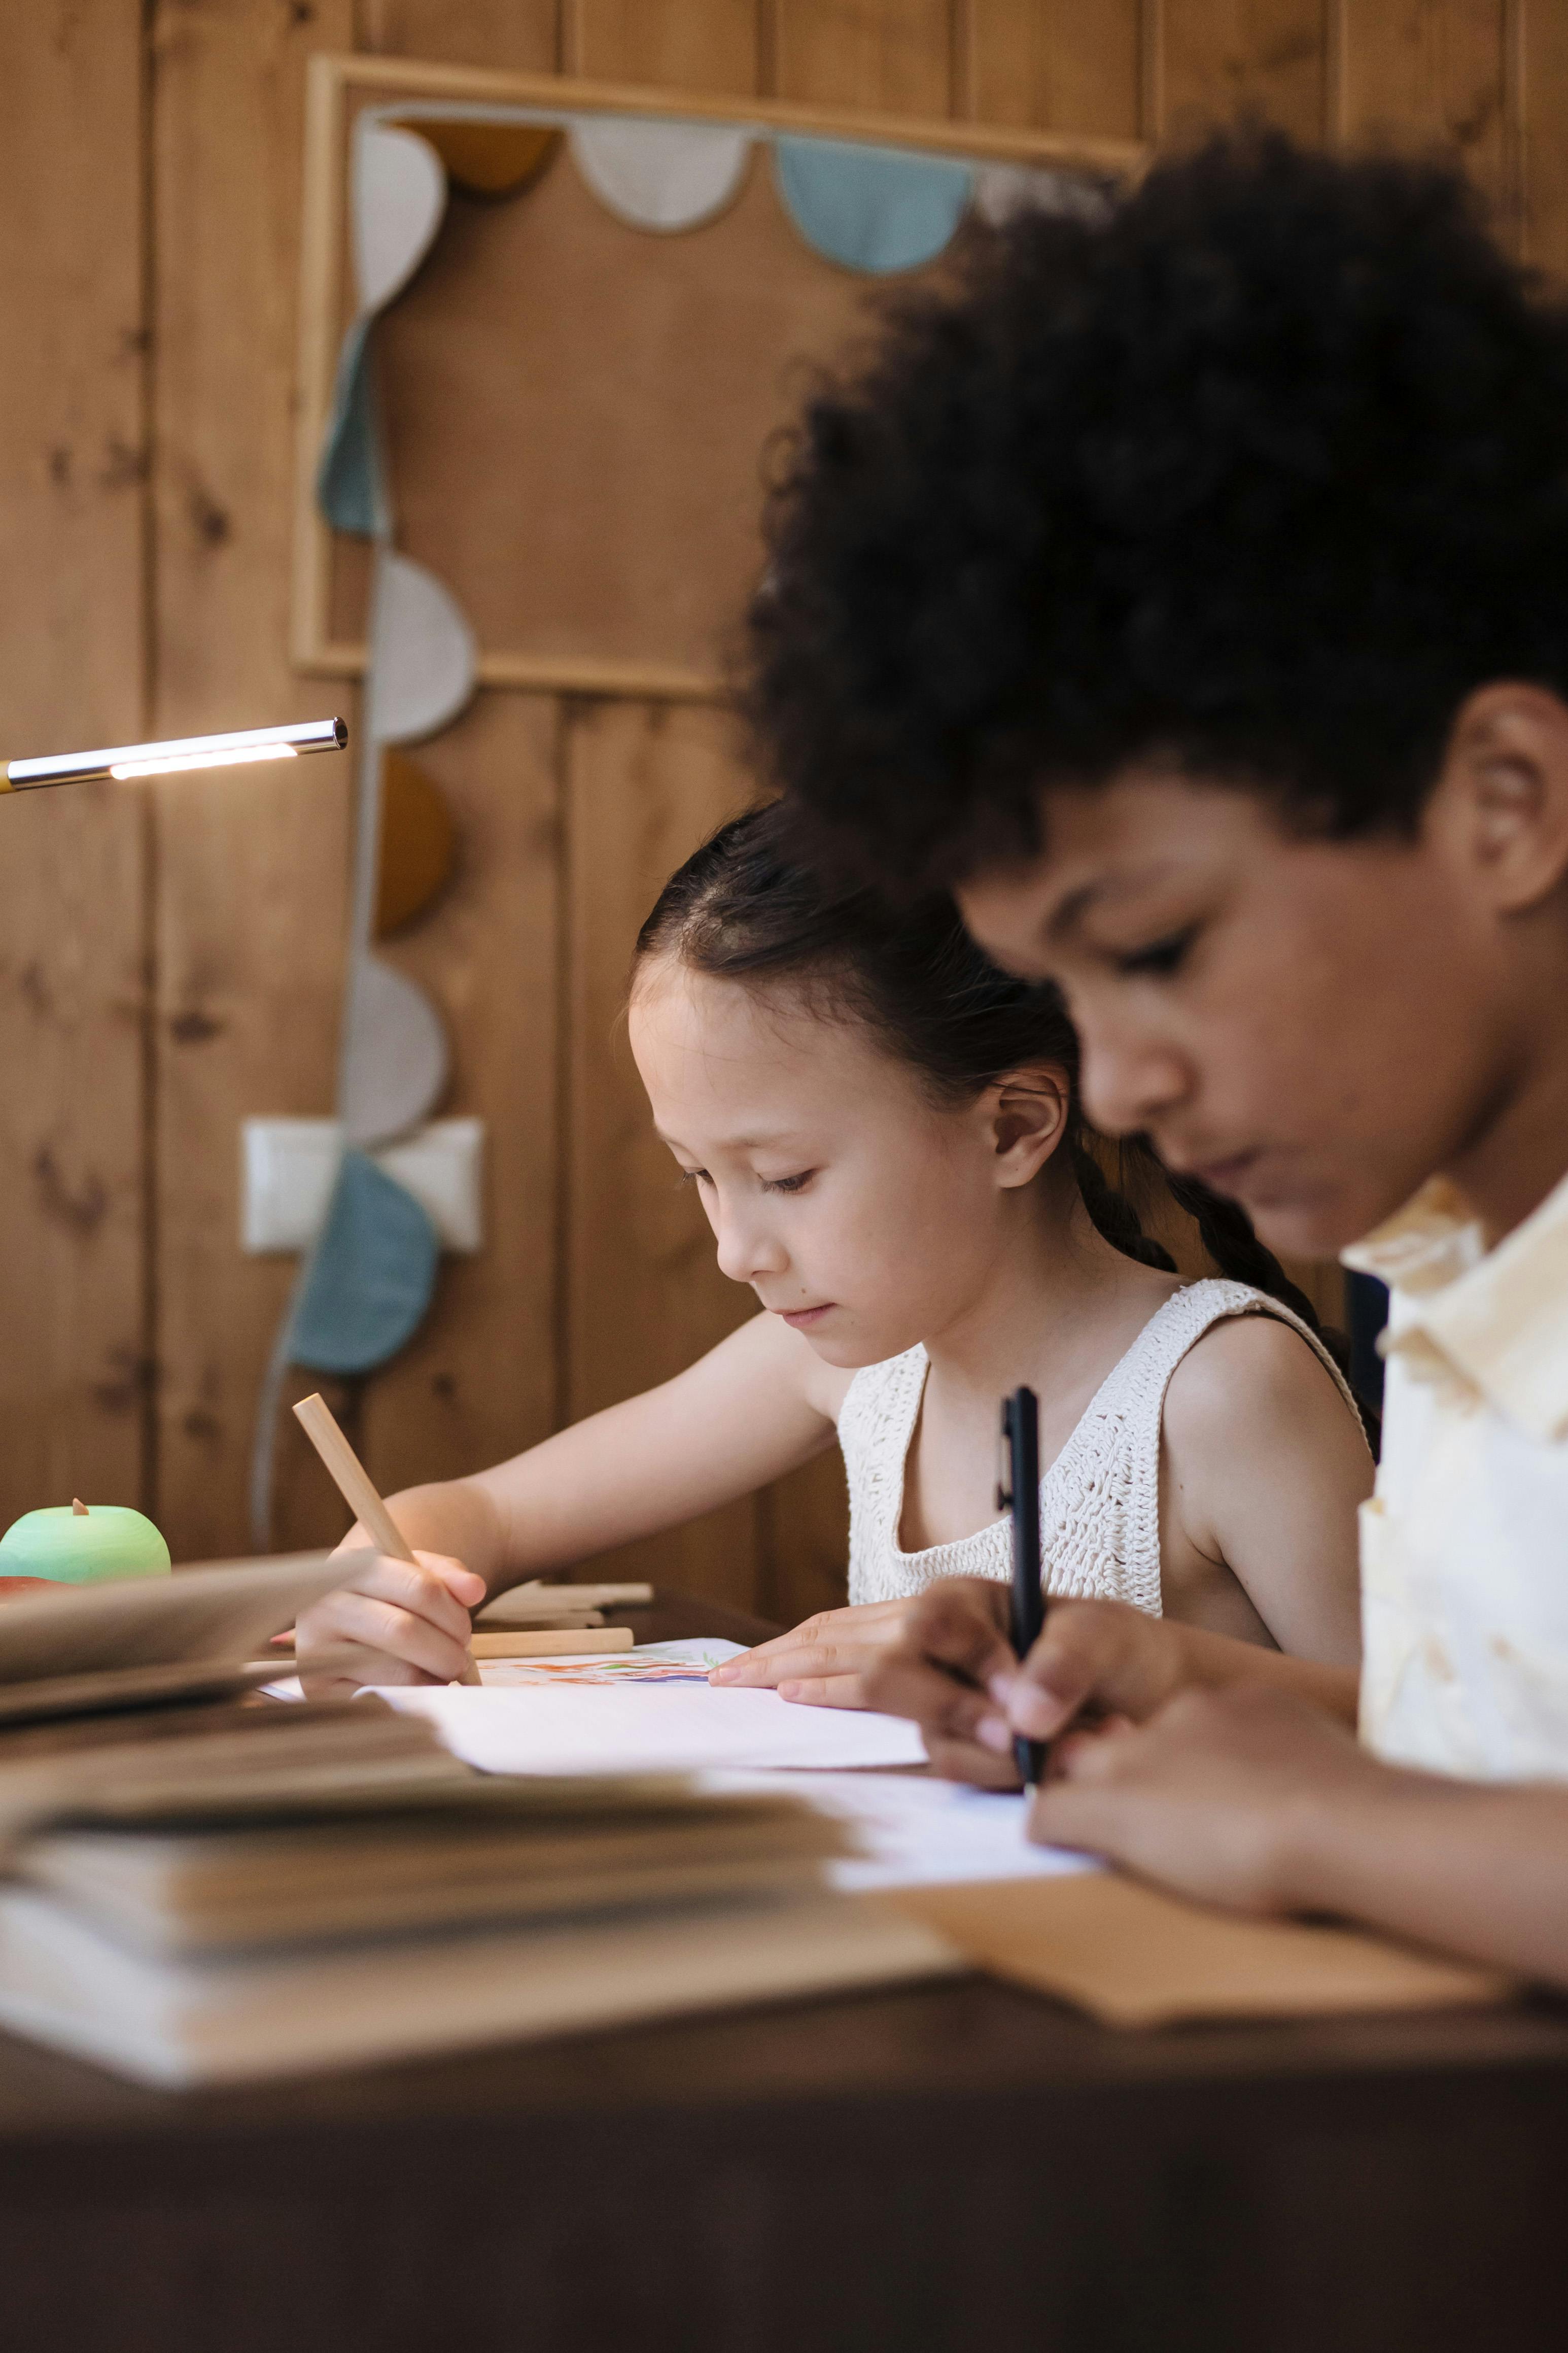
[285,1149,439,1378]
[773,136,972,275]
[316,316,390,539]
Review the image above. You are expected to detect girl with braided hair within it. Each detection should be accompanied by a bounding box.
[296,804,1371,1702]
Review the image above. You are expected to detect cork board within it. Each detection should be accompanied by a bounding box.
[293,57,1143,699]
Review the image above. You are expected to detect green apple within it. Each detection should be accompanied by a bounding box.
[0,1500,171,1594]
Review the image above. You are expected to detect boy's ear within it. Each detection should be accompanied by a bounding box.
[1432,684,1568,914]
[987,1063,1072,1187]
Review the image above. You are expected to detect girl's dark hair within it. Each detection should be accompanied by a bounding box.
[636,805,1367,1419]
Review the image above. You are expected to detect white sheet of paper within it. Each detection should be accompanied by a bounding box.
[372,1642,928,1775]
[704,1768,1099,1891]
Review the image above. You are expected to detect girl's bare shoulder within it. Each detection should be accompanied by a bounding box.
[1162,1307,1358,1453]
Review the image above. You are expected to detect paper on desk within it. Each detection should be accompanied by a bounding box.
[374,1644,928,1775]
[707,1769,1099,1892]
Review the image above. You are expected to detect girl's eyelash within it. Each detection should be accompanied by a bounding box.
[677,1169,812,1195]
[1114,928,1196,978]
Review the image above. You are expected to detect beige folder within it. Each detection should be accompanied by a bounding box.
[887,1871,1511,2027]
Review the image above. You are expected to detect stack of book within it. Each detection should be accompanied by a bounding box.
[0,1561,957,2084]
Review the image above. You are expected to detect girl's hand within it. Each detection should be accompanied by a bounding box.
[859,1580,1198,1787]
[709,1599,916,1710]
[295,1536,487,1697]
[1029,1683,1378,1912]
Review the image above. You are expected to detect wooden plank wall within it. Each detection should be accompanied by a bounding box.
[0,1,1563,1617]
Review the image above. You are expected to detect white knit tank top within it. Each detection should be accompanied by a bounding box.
[838,1278,1361,1613]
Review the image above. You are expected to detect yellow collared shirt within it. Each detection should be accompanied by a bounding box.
[1344,1169,1568,1780]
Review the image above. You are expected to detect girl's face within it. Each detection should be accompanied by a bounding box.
[628,959,1049,1367]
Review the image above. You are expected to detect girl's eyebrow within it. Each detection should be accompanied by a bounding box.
[653,1127,808,1151]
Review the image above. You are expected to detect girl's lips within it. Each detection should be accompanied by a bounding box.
[780,1304,834,1328]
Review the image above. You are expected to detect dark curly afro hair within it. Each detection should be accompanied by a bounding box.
[743,131,1568,894]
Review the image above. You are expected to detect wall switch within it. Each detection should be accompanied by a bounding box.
[241,1117,484,1253]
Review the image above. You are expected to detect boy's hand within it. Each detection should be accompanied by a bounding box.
[295,1536,487,1696]
[709,1599,913,1709]
[859,1580,1199,1786]
[1029,1683,1380,1912]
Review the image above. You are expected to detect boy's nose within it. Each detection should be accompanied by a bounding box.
[1078,1016,1190,1139]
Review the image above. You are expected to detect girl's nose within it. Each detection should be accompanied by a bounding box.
[714,1209,788,1288]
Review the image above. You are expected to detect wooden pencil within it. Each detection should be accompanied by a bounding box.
[292,1392,482,1686]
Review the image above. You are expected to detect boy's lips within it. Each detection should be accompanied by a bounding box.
[1180,1147,1262,1197]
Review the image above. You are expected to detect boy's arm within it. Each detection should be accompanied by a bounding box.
[1028,1682,1568,1991]
[296,1313,843,1691]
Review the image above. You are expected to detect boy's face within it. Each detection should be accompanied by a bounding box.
[957,772,1522,1258]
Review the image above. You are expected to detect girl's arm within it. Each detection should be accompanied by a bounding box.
[1159,1315,1372,1666]
[295,1312,847,1691]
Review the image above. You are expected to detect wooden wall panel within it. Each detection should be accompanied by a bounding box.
[774,0,954,114]
[355,2,560,71]
[570,0,762,93]
[1159,0,1328,141]
[151,0,358,1560]
[1521,0,1568,271]
[0,2,148,1526]
[965,0,1143,138]
[563,699,763,1604]
[1339,1,1512,213]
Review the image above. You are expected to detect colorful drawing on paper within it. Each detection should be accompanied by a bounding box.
[479,1640,735,1687]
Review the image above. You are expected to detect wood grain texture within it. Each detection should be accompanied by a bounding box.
[0,2,149,1525]
[1340,0,1511,210]
[355,0,560,71]
[569,0,761,93]
[150,0,357,1559]
[1521,0,1568,271]
[1159,0,1328,141]
[775,0,955,114]
[563,699,763,1604]
[965,0,1142,138]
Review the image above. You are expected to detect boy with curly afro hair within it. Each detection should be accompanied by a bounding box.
[744,131,1568,1988]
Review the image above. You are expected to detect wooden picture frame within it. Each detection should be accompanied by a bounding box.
[290,53,1146,703]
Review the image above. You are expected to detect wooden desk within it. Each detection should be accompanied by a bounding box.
[2,1593,1566,2353]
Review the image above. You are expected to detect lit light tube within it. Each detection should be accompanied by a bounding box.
[2,717,348,793]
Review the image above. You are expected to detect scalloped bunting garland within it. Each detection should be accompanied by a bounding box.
[971,161,1115,227]
[354,122,446,311]
[568,116,752,232]
[365,548,477,747]
[773,135,971,275]
[376,749,456,937]
[399,118,560,199]
[285,1148,441,1378]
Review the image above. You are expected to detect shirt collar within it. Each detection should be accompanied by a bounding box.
[1343,1169,1568,1442]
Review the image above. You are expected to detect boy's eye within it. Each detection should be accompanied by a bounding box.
[1113,927,1196,979]
[760,1171,814,1195]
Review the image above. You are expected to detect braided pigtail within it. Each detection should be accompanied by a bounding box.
[1069,1136,1178,1274]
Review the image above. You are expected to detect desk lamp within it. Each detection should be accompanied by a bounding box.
[1,716,347,792]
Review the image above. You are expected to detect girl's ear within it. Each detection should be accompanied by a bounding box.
[985,1063,1072,1188]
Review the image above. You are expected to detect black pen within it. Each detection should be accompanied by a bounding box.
[998,1386,1046,1788]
